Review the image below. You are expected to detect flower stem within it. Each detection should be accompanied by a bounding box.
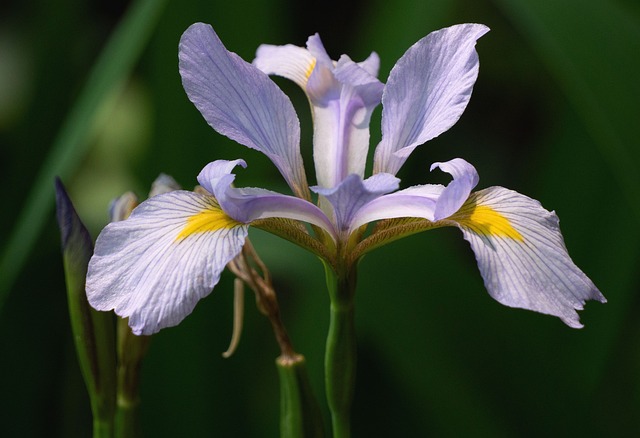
[115,318,150,438]
[228,240,325,436]
[92,419,114,438]
[323,262,357,438]
[277,354,326,438]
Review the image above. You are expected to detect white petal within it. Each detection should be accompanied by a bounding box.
[87,191,248,335]
[253,43,315,89]
[311,98,378,188]
[446,187,605,327]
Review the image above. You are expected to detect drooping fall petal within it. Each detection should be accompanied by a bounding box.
[87,190,248,335]
[444,186,605,327]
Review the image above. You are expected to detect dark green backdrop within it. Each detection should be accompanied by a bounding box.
[1,0,638,435]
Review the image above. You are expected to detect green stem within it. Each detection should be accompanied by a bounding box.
[92,419,114,438]
[114,397,140,438]
[323,262,357,438]
[115,318,150,438]
[277,354,325,438]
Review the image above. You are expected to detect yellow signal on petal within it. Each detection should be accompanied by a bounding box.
[452,202,523,241]
[176,207,240,241]
[305,59,317,80]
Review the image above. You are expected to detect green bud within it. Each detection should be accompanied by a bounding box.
[55,178,116,436]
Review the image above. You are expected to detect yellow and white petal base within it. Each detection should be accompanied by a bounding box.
[445,186,605,327]
[86,190,248,335]
[253,42,315,89]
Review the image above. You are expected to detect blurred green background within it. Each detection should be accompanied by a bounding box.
[1,0,639,436]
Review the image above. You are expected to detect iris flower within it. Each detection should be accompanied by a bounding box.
[86,22,605,336]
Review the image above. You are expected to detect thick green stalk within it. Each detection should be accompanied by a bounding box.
[323,262,357,438]
[277,354,325,438]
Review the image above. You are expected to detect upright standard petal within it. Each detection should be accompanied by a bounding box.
[255,34,383,188]
[318,56,384,187]
[309,42,384,188]
[87,190,248,335]
[374,24,489,176]
[179,23,307,197]
[253,43,316,89]
[444,187,605,327]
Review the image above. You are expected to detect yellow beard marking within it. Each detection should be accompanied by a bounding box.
[452,201,524,241]
[305,59,317,80]
[175,207,240,241]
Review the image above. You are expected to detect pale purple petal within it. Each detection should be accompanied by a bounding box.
[374,24,490,175]
[311,54,384,188]
[197,159,247,202]
[447,186,606,327]
[179,23,307,196]
[87,191,248,335]
[305,34,340,104]
[306,34,333,67]
[431,158,480,220]
[357,52,380,77]
[198,160,337,239]
[312,173,399,234]
[255,32,383,188]
[312,88,380,188]
[334,55,384,106]
[349,184,444,231]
